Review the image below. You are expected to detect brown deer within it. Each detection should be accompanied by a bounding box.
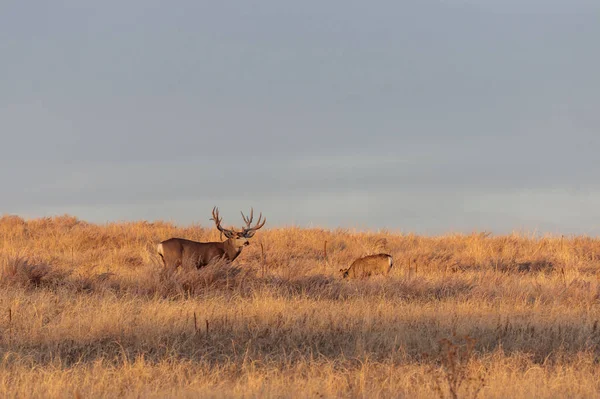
[340,253,393,279]
[157,207,266,269]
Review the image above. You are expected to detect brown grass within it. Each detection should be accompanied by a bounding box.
[1,214,600,398]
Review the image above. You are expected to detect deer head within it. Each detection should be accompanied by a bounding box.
[211,207,266,251]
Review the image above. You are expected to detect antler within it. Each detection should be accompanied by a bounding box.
[211,207,235,235]
[212,206,266,238]
[241,208,254,229]
[241,208,266,236]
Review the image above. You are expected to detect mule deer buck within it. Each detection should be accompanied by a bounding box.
[340,253,393,279]
[157,207,266,269]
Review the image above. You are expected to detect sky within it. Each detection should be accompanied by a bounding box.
[1,1,600,235]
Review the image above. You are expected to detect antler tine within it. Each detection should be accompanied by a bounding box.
[211,206,230,233]
[245,211,266,233]
[255,213,266,229]
[241,208,254,228]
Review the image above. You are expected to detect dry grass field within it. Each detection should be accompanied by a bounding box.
[2,215,600,398]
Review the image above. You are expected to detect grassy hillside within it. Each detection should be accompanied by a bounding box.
[1,214,600,398]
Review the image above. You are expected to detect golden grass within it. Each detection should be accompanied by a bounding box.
[1,214,600,398]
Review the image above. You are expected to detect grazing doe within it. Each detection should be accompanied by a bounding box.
[340,253,393,279]
[157,207,266,269]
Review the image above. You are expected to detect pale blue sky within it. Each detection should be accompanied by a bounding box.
[2,1,599,234]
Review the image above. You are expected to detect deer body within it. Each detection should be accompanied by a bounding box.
[157,237,244,269]
[157,207,265,270]
[340,253,393,279]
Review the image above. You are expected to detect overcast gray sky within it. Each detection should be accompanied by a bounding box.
[2,1,600,234]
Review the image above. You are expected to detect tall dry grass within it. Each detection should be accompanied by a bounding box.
[1,214,600,398]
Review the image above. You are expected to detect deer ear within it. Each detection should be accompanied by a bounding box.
[244,231,256,238]
[223,230,235,239]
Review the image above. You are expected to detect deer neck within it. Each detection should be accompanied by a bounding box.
[222,238,243,261]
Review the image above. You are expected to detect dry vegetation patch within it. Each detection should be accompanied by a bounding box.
[1,215,600,398]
